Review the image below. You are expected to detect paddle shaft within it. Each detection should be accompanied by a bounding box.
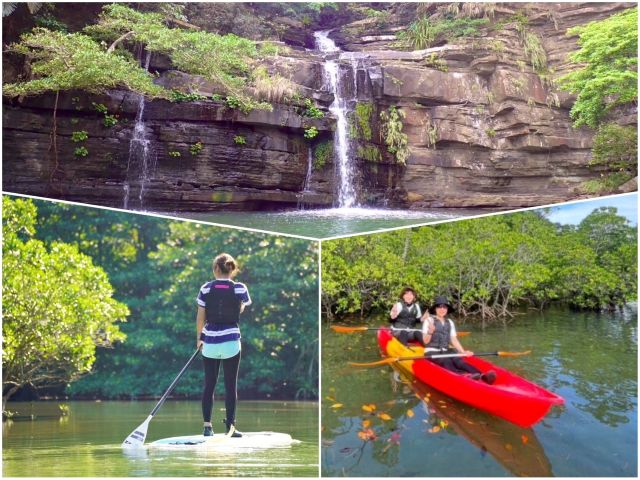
[331,325,470,336]
[149,347,201,417]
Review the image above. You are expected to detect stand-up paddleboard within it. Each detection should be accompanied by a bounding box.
[149,431,298,450]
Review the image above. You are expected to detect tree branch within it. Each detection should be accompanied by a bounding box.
[107,31,135,54]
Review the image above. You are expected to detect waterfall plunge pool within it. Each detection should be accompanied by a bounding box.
[168,207,483,239]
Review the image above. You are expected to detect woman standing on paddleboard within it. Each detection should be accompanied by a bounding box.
[196,253,251,437]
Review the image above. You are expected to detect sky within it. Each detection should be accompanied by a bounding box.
[545,193,637,226]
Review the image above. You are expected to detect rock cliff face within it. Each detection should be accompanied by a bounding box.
[2,2,636,211]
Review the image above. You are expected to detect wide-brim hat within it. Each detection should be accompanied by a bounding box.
[429,296,454,314]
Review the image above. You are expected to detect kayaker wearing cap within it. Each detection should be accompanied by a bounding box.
[389,287,425,346]
[422,296,496,384]
[196,253,252,438]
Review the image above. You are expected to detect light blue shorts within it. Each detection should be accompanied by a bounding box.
[202,340,241,359]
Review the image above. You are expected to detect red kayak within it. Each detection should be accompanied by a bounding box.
[378,328,564,428]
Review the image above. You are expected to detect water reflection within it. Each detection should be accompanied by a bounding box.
[322,304,637,476]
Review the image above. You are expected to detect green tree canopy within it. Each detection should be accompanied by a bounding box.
[322,209,637,322]
[559,7,638,128]
[3,28,166,98]
[2,197,128,410]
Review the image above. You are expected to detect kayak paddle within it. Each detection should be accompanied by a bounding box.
[349,350,532,367]
[122,347,201,448]
[331,325,470,336]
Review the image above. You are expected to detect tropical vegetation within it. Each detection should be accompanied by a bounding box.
[322,207,637,325]
[2,197,318,405]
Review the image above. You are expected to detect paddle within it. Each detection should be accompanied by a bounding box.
[122,347,201,448]
[331,325,470,337]
[349,350,532,367]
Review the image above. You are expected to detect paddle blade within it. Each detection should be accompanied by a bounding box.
[331,325,368,333]
[349,357,399,367]
[122,416,151,448]
[497,350,532,357]
[457,331,470,337]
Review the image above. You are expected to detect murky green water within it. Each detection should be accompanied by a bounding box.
[321,305,637,477]
[167,207,481,239]
[3,400,318,477]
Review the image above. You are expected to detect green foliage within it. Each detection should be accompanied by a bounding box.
[485,128,497,138]
[304,126,319,140]
[233,135,247,145]
[71,131,88,143]
[74,146,89,157]
[356,145,382,163]
[423,52,448,72]
[30,200,318,400]
[350,102,374,141]
[313,140,333,171]
[591,123,637,172]
[514,20,548,73]
[3,28,166,98]
[558,8,638,128]
[189,141,203,156]
[92,102,108,114]
[170,90,207,103]
[379,106,409,165]
[322,209,637,321]
[168,150,181,157]
[2,197,127,406]
[34,13,68,32]
[581,172,633,194]
[581,123,637,193]
[398,16,489,50]
[86,4,262,111]
[301,98,324,119]
[103,114,118,128]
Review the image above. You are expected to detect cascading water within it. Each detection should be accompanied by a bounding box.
[315,30,358,208]
[303,147,313,193]
[123,51,154,210]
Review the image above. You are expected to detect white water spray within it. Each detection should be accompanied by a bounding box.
[315,30,358,208]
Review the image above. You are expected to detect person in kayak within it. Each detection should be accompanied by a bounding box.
[196,253,252,437]
[389,287,425,346]
[422,296,496,384]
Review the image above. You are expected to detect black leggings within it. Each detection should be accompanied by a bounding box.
[201,352,241,424]
[393,330,425,347]
[430,354,481,375]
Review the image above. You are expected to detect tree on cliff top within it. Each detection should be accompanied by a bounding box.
[2,28,166,98]
[2,197,128,411]
[559,7,638,129]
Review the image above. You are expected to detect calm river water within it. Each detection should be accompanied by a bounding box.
[168,207,482,239]
[3,400,318,477]
[321,305,637,477]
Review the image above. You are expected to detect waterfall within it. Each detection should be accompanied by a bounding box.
[124,51,154,210]
[315,30,358,208]
[303,147,313,193]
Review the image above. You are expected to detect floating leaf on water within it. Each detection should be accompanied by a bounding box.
[362,404,376,413]
[326,396,336,402]
[362,419,371,428]
[505,443,513,451]
[521,434,529,444]
[428,426,441,433]
[378,413,392,421]
[358,428,377,441]
[331,403,343,409]
[439,420,448,429]
[407,409,414,418]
